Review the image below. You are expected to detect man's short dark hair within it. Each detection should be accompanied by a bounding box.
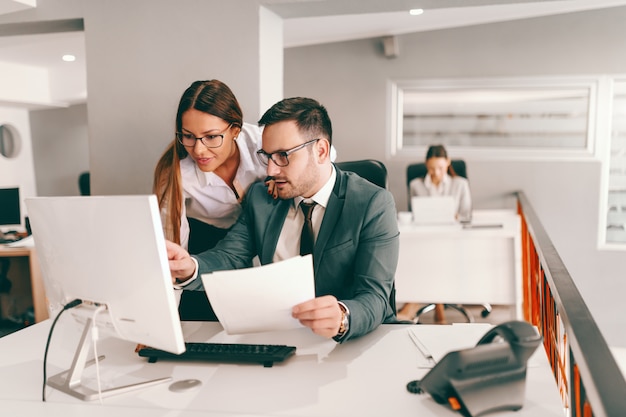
[258,97,333,145]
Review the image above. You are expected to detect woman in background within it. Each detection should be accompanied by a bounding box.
[409,144,471,222]
[153,79,272,319]
[397,144,472,322]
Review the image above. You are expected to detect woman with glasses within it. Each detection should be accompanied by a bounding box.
[154,80,275,320]
[154,80,272,256]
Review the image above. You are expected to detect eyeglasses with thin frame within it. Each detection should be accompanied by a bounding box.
[256,138,320,167]
[176,124,232,148]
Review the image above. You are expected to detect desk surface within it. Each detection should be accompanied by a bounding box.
[0,245,31,257]
[0,320,564,417]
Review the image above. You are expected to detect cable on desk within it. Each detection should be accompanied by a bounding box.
[406,379,423,394]
[42,298,82,402]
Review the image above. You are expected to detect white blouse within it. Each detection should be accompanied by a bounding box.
[178,122,267,248]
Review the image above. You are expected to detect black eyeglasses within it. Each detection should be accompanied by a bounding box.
[256,139,319,167]
[176,124,232,148]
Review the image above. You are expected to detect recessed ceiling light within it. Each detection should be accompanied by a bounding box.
[62,54,76,62]
[409,9,424,16]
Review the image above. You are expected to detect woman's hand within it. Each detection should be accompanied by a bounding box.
[265,176,278,199]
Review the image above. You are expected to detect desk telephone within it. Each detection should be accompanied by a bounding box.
[407,320,542,417]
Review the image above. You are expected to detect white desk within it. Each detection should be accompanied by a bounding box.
[396,209,523,319]
[0,319,563,416]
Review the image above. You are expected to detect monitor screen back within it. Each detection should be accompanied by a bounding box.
[26,195,185,354]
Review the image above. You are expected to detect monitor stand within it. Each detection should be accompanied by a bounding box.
[47,316,172,401]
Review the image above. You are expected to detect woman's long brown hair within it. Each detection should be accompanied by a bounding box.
[153,80,243,244]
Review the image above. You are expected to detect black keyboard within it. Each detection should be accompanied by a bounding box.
[138,342,296,367]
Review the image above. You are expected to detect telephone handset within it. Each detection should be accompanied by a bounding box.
[476,320,542,364]
[407,320,542,417]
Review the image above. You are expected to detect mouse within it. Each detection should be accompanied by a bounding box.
[169,379,202,393]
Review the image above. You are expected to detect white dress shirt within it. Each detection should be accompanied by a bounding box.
[273,166,336,262]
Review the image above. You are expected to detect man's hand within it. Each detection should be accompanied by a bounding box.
[166,240,196,284]
[292,295,343,338]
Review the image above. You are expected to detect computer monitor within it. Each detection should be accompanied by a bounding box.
[25,195,185,401]
[0,187,21,232]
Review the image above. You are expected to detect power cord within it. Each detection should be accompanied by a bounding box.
[406,379,423,394]
[42,299,82,402]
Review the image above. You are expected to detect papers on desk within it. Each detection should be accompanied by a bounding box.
[408,323,544,369]
[201,255,315,335]
[408,323,493,365]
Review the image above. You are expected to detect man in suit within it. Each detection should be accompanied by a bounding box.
[167,97,399,342]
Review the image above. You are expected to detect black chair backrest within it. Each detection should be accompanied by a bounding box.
[335,159,388,189]
[78,171,90,196]
[406,159,467,189]
[335,159,399,317]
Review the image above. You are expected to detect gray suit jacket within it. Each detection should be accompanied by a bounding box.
[188,167,400,341]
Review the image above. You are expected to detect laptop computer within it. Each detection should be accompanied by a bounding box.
[411,195,458,225]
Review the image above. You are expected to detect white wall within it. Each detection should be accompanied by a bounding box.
[81,0,280,195]
[283,7,626,346]
[29,103,89,196]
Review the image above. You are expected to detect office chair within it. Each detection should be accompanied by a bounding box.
[405,159,492,323]
[335,159,388,189]
[335,159,412,324]
[78,171,90,196]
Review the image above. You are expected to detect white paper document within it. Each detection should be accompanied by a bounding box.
[201,255,315,335]
[408,324,493,363]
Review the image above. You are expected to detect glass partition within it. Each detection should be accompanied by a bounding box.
[389,77,597,159]
[606,79,626,244]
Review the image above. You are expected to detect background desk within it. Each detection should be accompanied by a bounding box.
[0,320,563,416]
[396,210,523,319]
[0,245,47,323]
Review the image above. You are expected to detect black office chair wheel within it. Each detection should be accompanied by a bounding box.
[414,303,474,323]
[480,303,492,318]
[445,304,474,323]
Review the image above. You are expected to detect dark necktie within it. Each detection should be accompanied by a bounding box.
[300,201,317,256]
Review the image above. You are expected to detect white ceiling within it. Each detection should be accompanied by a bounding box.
[2,0,626,107]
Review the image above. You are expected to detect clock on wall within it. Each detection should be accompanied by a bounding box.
[0,124,21,159]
